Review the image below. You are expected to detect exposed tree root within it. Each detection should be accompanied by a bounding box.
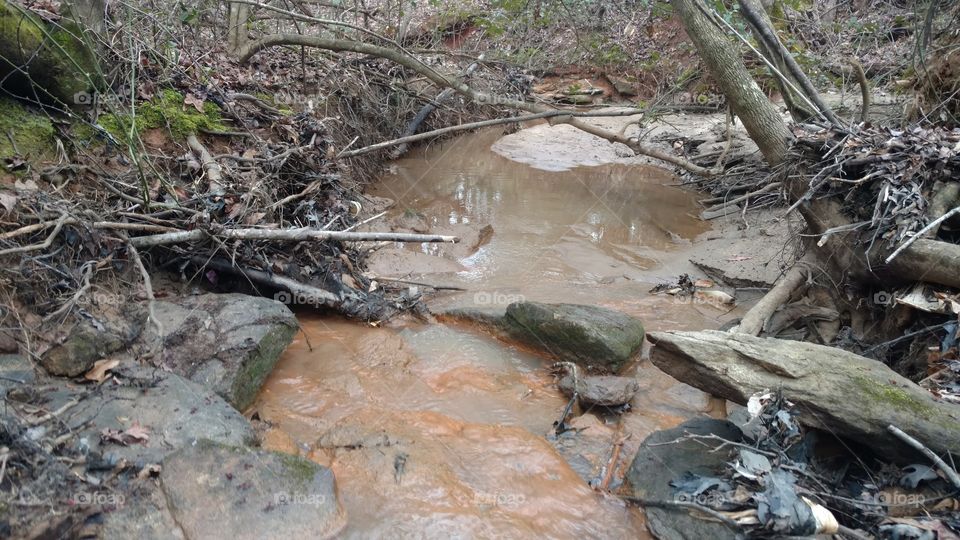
[734,255,814,336]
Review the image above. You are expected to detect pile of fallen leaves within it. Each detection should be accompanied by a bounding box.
[669,391,960,538]
[795,125,960,251]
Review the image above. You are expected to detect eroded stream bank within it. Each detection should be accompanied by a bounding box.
[252,126,745,537]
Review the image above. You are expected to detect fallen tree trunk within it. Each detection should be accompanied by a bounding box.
[885,238,960,289]
[192,257,390,320]
[647,330,960,462]
[130,227,458,249]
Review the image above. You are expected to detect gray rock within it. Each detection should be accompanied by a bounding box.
[441,302,645,372]
[101,484,185,540]
[503,302,644,372]
[0,354,35,395]
[648,330,960,462]
[39,304,145,377]
[608,76,638,96]
[142,293,298,410]
[161,441,346,540]
[558,375,639,406]
[64,367,255,465]
[625,417,743,540]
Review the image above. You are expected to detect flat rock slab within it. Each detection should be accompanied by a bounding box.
[648,330,960,462]
[161,441,346,540]
[441,302,644,372]
[626,417,743,540]
[63,367,255,465]
[558,375,639,406]
[142,293,298,410]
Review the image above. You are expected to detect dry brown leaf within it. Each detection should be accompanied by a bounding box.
[0,191,17,214]
[101,422,150,446]
[183,93,206,113]
[243,212,266,225]
[84,359,120,382]
[694,279,715,288]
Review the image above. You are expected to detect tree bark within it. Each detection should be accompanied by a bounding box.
[737,0,817,123]
[671,0,793,165]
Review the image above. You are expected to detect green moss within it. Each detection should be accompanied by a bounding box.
[0,3,97,106]
[278,453,319,488]
[852,375,935,419]
[76,89,226,143]
[229,323,296,411]
[0,97,56,159]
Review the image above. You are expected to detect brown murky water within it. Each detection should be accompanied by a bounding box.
[253,129,732,538]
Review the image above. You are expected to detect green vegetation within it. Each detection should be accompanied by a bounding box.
[0,97,56,160]
[278,453,319,488]
[76,89,225,143]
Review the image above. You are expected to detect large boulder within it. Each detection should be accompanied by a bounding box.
[504,302,644,372]
[625,417,743,540]
[648,330,960,462]
[442,302,645,372]
[142,293,298,410]
[161,441,346,540]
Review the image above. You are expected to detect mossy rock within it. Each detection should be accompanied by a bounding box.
[0,96,55,160]
[502,302,645,372]
[0,1,98,107]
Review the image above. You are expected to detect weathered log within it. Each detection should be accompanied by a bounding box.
[186,134,225,195]
[648,330,960,462]
[130,227,458,249]
[191,257,391,320]
[886,238,960,289]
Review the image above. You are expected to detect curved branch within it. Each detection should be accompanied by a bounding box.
[238,34,717,176]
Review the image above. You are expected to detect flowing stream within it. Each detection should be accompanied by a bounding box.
[252,128,736,538]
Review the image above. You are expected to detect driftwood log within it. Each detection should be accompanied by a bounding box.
[647,330,960,462]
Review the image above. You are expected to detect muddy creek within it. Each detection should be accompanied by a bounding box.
[253,128,735,538]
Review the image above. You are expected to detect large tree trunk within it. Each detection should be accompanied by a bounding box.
[671,0,792,165]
